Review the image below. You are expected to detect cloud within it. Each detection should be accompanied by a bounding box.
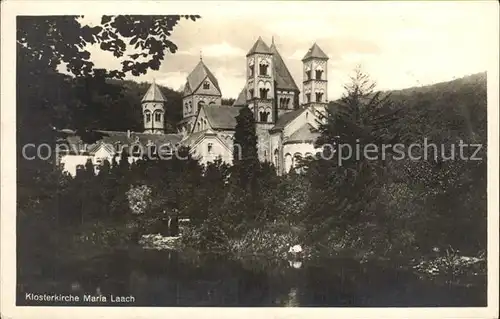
[153,72,188,91]
[209,66,247,98]
[178,42,246,58]
[265,19,340,40]
[59,2,494,101]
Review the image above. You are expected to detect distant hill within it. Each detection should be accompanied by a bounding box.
[328,72,487,144]
[387,72,487,144]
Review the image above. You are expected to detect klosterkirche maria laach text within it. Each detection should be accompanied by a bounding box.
[59,38,331,176]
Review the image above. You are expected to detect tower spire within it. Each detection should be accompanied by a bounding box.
[200,50,203,61]
[272,36,274,45]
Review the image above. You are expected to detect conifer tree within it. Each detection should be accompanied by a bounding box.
[230,107,261,222]
[306,67,401,245]
[232,107,259,193]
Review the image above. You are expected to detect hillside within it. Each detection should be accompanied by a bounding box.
[327,72,487,145]
[387,72,487,144]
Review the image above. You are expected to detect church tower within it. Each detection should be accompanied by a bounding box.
[302,43,329,114]
[246,37,275,124]
[141,80,166,134]
[180,57,222,134]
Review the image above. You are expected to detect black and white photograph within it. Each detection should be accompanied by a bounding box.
[1,1,499,318]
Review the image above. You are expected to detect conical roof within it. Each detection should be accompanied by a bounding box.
[302,43,329,61]
[270,43,299,91]
[141,81,167,102]
[185,60,221,96]
[232,85,248,107]
[246,37,271,56]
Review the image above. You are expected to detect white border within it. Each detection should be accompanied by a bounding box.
[1,1,499,318]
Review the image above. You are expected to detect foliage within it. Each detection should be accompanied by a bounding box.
[305,69,487,262]
[412,247,486,284]
[16,15,200,278]
[305,67,401,245]
[232,107,259,193]
[127,185,153,215]
[17,15,200,79]
[227,222,303,260]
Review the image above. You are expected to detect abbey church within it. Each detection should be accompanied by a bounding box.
[177,37,330,173]
[59,37,330,176]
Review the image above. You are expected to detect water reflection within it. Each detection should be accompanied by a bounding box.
[17,249,486,307]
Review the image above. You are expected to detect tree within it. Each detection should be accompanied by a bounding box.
[16,15,201,284]
[305,67,401,247]
[232,107,259,192]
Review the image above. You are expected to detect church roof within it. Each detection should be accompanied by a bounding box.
[180,129,206,147]
[141,81,167,102]
[283,123,320,144]
[270,108,307,132]
[246,37,271,56]
[185,60,221,96]
[270,43,300,91]
[232,85,248,107]
[203,105,244,130]
[302,43,329,61]
[58,130,182,155]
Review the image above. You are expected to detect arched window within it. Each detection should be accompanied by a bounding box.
[188,101,192,112]
[197,121,201,131]
[198,100,205,108]
[265,108,271,122]
[259,88,269,99]
[248,58,255,77]
[315,90,324,102]
[203,81,210,90]
[280,97,289,109]
[259,59,269,76]
[154,111,163,122]
[259,111,269,122]
[274,149,279,167]
[144,110,151,123]
[293,153,303,167]
[284,153,292,173]
[305,66,312,80]
[209,101,215,105]
[306,93,311,103]
[248,88,254,99]
[315,66,324,80]
[257,81,268,99]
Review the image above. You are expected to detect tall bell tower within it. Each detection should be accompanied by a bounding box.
[246,37,275,124]
[302,43,329,115]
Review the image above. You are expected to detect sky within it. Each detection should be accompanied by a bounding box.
[78,1,495,100]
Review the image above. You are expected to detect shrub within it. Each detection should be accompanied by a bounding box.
[227,222,304,259]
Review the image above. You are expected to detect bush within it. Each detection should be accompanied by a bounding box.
[71,221,133,249]
[227,222,304,259]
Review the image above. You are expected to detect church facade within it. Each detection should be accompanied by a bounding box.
[58,38,330,176]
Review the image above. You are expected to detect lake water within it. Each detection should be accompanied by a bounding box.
[17,249,486,307]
